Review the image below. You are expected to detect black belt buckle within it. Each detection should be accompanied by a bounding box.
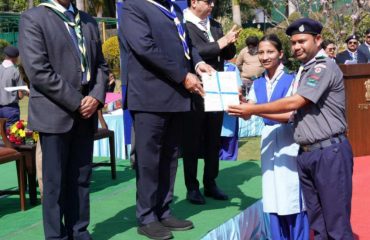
[301,134,346,152]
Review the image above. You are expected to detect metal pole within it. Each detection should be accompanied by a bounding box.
[102,21,106,43]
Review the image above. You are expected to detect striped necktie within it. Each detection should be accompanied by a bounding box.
[39,1,90,83]
[64,11,80,53]
[199,19,210,40]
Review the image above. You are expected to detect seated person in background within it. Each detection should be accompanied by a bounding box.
[236,36,265,94]
[336,35,367,64]
[107,72,116,93]
[358,28,370,62]
[0,46,26,128]
[321,39,336,60]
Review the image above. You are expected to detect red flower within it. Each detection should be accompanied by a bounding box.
[16,121,24,129]
[9,135,16,143]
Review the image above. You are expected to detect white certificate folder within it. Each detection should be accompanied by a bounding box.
[202,71,240,112]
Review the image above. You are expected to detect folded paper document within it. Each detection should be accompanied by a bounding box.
[4,86,29,92]
[202,71,240,112]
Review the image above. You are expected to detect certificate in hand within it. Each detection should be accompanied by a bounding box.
[202,71,240,112]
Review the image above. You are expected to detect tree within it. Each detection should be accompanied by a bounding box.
[0,0,41,11]
[231,0,241,26]
[76,0,86,11]
[266,0,370,46]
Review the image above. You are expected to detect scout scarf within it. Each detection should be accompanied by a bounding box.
[146,0,191,60]
[39,0,91,82]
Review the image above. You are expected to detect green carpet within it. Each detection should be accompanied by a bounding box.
[0,159,262,240]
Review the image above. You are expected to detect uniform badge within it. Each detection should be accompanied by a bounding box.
[299,24,305,32]
[306,78,318,88]
[308,74,320,80]
[314,67,322,73]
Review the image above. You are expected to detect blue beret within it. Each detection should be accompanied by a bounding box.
[3,46,19,58]
[345,35,359,43]
[286,18,323,36]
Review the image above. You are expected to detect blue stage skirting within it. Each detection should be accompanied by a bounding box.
[201,200,271,240]
[93,111,264,159]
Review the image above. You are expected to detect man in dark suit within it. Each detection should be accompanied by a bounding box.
[182,0,238,205]
[18,0,108,239]
[336,34,368,64]
[358,28,370,62]
[119,0,212,239]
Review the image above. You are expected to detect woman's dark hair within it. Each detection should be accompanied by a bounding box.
[258,34,283,52]
[321,39,335,50]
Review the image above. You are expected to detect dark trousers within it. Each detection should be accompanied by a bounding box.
[132,111,182,225]
[40,117,94,240]
[0,103,20,128]
[297,139,354,240]
[182,111,223,191]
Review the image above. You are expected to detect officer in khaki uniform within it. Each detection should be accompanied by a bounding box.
[228,18,354,239]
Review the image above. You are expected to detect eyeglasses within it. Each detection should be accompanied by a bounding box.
[366,35,370,39]
[197,0,214,4]
[348,41,358,45]
[327,47,336,52]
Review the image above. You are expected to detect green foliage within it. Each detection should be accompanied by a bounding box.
[236,27,263,53]
[0,0,41,11]
[102,36,120,73]
[0,38,10,62]
[263,13,302,72]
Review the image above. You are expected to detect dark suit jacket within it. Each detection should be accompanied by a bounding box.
[18,6,108,134]
[185,19,236,71]
[336,50,368,64]
[358,43,370,62]
[119,0,203,112]
[185,19,236,110]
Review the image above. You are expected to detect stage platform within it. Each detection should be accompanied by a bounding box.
[0,159,267,240]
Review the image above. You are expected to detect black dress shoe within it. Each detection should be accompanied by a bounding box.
[186,190,206,205]
[137,221,173,240]
[161,216,194,231]
[204,187,229,200]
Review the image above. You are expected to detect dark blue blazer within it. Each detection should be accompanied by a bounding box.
[358,43,370,62]
[336,50,368,64]
[119,0,203,112]
[18,6,108,133]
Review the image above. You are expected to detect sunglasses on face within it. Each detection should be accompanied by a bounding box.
[327,47,336,52]
[198,0,214,4]
[348,41,358,45]
[366,35,370,39]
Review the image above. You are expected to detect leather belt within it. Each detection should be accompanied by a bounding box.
[300,134,346,152]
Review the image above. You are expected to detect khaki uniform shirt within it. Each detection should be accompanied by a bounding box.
[236,47,264,80]
[293,55,347,145]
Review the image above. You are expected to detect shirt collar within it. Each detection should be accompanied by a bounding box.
[264,63,284,82]
[1,59,14,68]
[183,8,209,31]
[303,49,327,68]
[51,0,74,13]
[346,49,357,55]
